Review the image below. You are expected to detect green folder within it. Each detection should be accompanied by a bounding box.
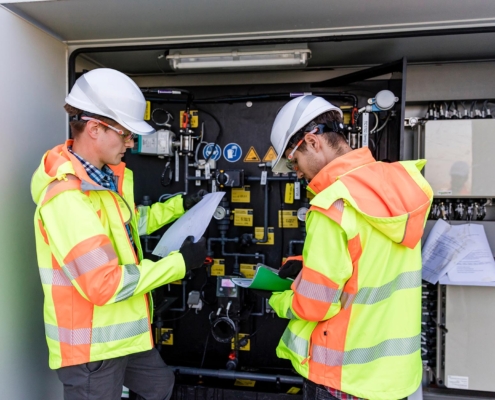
[231,263,293,291]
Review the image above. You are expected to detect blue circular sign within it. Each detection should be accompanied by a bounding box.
[202,143,222,161]
[223,143,242,163]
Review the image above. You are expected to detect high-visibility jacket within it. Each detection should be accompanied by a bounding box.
[269,148,433,400]
[31,140,186,369]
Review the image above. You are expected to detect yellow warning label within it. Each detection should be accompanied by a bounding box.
[263,146,278,162]
[234,379,256,387]
[254,227,275,245]
[287,387,301,394]
[234,209,254,227]
[180,110,198,128]
[285,183,294,204]
[170,280,182,285]
[240,264,257,278]
[211,259,225,276]
[231,186,251,203]
[232,333,251,351]
[144,101,151,120]
[278,210,298,228]
[244,146,261,162]
[156,328,173,345]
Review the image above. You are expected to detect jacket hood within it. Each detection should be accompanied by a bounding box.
[308,148,433,249]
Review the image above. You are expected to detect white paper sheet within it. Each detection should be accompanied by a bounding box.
[422,220,495,285]
[152,192,225,257]
[421,220,472,284]
[447,223,495,283]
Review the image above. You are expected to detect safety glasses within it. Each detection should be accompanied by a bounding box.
[81,116,136,143]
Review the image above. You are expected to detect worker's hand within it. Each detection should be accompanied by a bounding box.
[251,289,273,299]
[278,258,303,279]
[179,236,207,272]
[182,190,208,210]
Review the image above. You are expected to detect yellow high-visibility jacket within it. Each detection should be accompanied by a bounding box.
[31,140,186,369]
[270,148,433,400]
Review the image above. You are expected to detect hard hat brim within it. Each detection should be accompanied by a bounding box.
[120,118,155,136]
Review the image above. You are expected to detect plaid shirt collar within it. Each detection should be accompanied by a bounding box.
[68,146,117,192]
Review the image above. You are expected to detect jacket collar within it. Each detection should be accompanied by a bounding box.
[308,147,376,195]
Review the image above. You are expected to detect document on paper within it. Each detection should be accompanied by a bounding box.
[422,220,495,285]
[445,223,495,284]
[152,192,225,258]
[422,220,472,284]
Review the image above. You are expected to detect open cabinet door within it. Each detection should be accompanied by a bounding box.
[0,6,66,400]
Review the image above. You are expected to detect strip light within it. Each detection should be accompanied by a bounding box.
[166,48,311,71]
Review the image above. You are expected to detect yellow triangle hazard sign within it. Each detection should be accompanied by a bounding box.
[263,146,278,162]
[244,146,261,162]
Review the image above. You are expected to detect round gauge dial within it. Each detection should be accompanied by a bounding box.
[297,206,308,222]
[213,206,227,220]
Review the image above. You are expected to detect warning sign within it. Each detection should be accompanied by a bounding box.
[263,146,278,162]
[234,209,254,227]
[211,259,225,276]
[244,146,261,162]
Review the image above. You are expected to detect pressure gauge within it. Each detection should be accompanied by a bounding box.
[214,206,227,220]
[297,206,308,222]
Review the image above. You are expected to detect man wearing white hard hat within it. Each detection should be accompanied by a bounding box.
[31,68,207,400]
[266,95,433,399]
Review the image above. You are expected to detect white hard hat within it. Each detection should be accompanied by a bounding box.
[270,95,343,173]
[66,68,154,135]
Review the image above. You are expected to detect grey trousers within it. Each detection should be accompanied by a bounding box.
[56,349,174,400]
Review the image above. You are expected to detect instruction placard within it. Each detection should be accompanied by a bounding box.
[211,259,225,276]
[234,209,254,227]
[285,183,294,204]
[144,101,151,120]
[254,227,275,245]
[231,186,251,203]
[156,328,173,345]
[231,333,251,351]
[179,110,198,128]
[240,264,257,278]
[278,210,298,228]
[234,379,256,387]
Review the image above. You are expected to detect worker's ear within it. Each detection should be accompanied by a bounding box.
[85,120,100,139]
[304,133,321,151]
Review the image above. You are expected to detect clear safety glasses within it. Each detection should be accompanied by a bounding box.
[81,116,136,143]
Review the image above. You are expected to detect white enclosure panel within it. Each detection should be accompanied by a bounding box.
[0,6,66,400]
[445,286,495,393]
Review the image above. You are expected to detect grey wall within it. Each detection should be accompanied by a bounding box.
[0,6,66,400]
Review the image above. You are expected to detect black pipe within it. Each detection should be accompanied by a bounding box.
[69,25,495,88]
[145,92,358,107]
[253,179,269,244]
[170,366,303,385]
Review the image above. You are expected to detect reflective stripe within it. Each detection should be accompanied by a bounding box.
[344,270,422,308]
[63,243,117,279]
[286,308,296,319]
[91,318,149,344]
[312,334,420,367]
[115,264,141,302]
[340,292,356,309]
[281,327,308,358]
[137,205,148,236]
[45,324,91,345]
[45,318,149,345]
[295,278,341,303]
[39,268,72,286]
